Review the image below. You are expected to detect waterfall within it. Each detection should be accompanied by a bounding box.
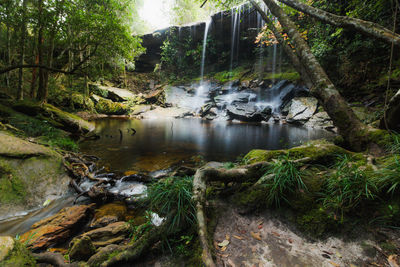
[272,43,277,81]
[197,19,212,99]
[200,19,212,83]
[229,7,239,74]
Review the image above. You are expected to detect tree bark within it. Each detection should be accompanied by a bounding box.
[277,0,400,47]
[37,0,46,102]
[262,0,369,151]
[250,0,313,88]
[18,0,28,100]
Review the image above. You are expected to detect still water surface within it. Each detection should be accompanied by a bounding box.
[80,118,333,173]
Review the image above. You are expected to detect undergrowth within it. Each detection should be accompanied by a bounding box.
[146,176,196,232]
[263,154,308,207]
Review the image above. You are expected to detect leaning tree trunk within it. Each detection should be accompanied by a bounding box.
[262,0,369,151]
[250,0,313,88]
[277,0,400,47]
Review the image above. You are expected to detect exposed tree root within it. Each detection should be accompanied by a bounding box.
[33,252,74,267]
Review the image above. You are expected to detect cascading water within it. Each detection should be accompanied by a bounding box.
[197,19,212,99]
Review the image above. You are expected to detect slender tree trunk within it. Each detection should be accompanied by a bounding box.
[6,24,11,88]
[18,0,28,100]
[37,0,46,102]
[277,0,400,47]
[30,54,39,99]
[250,0,313,88]
[262,0,369,151]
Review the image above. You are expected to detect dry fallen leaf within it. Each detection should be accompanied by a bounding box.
[329,261,340,267]
[233,235,244,240]
[227,259,237,267]
[220,246,227,252]
[388,255,400,267]
[218,240,230,247]
[225,234,230,241]
[251,231,262,241]
[271,231,280,237]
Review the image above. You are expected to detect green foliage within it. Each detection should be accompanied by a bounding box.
[263,154,308,207]
[160,30,202,79]
[380,156,400,195]
[320,155,377,222]
[127,212,153,241]
[146,176,196,232]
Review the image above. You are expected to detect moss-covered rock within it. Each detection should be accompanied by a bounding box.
[69,236,97,262]
[90,202,128,228]
[95,98,129,115]
[243,140,351,164]
[0,238,36,267]
[0,131,70,218]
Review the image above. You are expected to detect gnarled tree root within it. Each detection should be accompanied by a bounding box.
[33,252,74,267]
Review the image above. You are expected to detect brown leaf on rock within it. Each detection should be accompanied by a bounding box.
[389,255,400,267]
[251,231,262,241]
[233,235,244,240]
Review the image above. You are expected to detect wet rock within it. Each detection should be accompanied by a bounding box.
[80,221,130,247]
[305,112,335,131]
[227,103,271,122]
[0,236,14,262]
[96,85,137,102]
[286,97,318,124]
[90,202,128,228]
[145,88,165,105]
[130,104,152,116]
[69,236,96,261]
[20,204,95,250]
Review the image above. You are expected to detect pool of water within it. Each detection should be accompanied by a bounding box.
[80,117,333,173]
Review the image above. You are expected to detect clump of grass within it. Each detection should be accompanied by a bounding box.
[386,133,400,154]
[146,176,196,232]
[263,154,307,207]
[380,156,400,195]
[320,155,377,222]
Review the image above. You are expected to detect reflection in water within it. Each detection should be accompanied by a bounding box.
[80,118,333,173]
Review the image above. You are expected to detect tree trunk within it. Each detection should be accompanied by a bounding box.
[18,0,28,100]
[262,0,369,151]
[30,54,39,99]
[37,0,46,102]
[6,24,11,88]
[277,0,400,47]
[250,0,313,88]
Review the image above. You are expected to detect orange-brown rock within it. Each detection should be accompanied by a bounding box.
[20,204,95,250]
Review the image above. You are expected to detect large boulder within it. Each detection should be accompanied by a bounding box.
[96,85,137,102]
[381,89,400,131]
[305,111,335,131]
[145,88,165,105]
[20,204,95,250]
[286,97,318,124]
[0,131,70,219]
[0,236,14,262]
[95,98,129,115]
[227,103,272,122]
[69,236,96,262]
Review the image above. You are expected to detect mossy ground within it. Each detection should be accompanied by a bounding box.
[0,160,26,204]
[0,240,36,267]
